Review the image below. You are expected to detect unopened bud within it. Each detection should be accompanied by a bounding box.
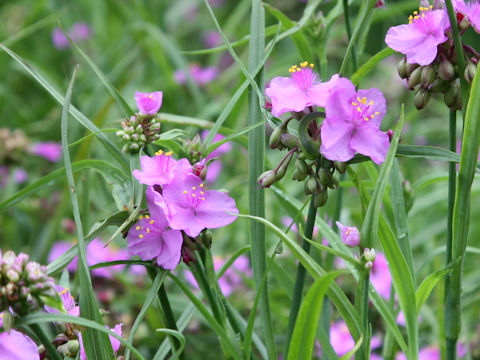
[269,126,283,149]
[66,340,80,355]
[292,158,309,181]
[1,310,13,331]
[444,82,460,109]
[364,248,376,262]
[280,134,298,149]
[414,88,430,110]
[408,67,423,89]
[406,62,420,77]
[201,231,212,249]
[421,66,436,86]
[397,57,408,79]
[318,168,331,186]
[257,170,277,188]
[438,59,455,81]
[305,176,319,195]
[365,261,373,270]
[314,189,328,208]
[464,63,477,83]
[430,79,450,93]
[334,161,347,174]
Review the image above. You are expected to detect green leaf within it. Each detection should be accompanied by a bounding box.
[351,48,396,86]
[416,266,453,313]
[287,271,345,360]
[155,329,186,360]
[339,335,364,360]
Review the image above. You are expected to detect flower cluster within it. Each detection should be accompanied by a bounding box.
[116,91,163,153]
[52,22,92,50]
[386,2,479,110]
[127,150,238,270]
[0,250,58,316]
[262,63,390,207]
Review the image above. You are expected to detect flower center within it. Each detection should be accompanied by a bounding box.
[136,215,155,239]
[351,96,380,124]
[182,183,206,209]
[288,61,316,92]
[408,5,433,23]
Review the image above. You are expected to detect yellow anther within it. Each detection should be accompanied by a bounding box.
[200,183,204,187]
[352,102,358,106]
[357,97,362,102]
[370,114,375,118]
[146,228,150,233]
[368,100,374,105]
[148,95,153,99]
[422,13,425,17]
[150,220,155,224]
[364,117,369,121]
[288,68,296,73]
[375,112,380,115]
[201,197,206,200]
[145,215,150,219]
[429,5,433,9]
[357,107,362,112]
[139,234,144,239]
[155,150,164,156]
[361,97,367,104]
[192,186,196,190]
[296,68,301,72]
[309,63,314,68]
[183,190,188,194]
[346,229,352,235]
[139,215,144,220]
[300,61,309,67]
[165,151,173,156]
[136,225,140,230]
[200,191,204,195]
[413,10,418,14]
[192,194,196,197]
[59,288,69,295]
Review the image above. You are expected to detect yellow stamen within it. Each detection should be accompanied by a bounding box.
[200,191,204,195]
[357,107,362,112]
[165,151,173,156]
[139,234,144,239]
[150,220,155,224]
[200,183,204,187]
[368,100,374,105]
[139,215,144,220]
[375,112,380,115]
[192,186,196,190]
[145,215,150,219]
[183,190,188,194]
[192,194,196,197]
[59,288,69,295]
[155,150,164,156]
[146,228,150,233]
[136,226,140,230]
[352,102,358,106]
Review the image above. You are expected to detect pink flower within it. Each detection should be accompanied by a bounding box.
[329,320,355,356]
[370,252,392,299]
[265,62,339,117]
[134,91,163,114]
[127,187,183,270]
[0,312,39,359]
[52,28,70,49]
[320,77,390,165]
[30,142,62,162]
[454,0,480,33]
[385,6,449,65]
[174,64,219,85]
[45,285,80,317]
[203,31,222,48]
[335,221,360,247]
[160,171,238,237]
[70,22,91,41]
[79,323,123,360]
[133,151,192,186]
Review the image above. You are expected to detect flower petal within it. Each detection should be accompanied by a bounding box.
[385,23,425,56]
[307,74,340,107]
[155,230,183,270]
[356,88,386,127]
[127,219,165,261]
[195,190,238,229]
[0,331,39,360]
[350,126,390,164]
[135,91,163,114]
[265,76,310,117]
[324,77,357,120]
[320,117,356,162]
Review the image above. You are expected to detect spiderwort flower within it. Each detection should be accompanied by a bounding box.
[174,64,219,85]
[30,142,62,162]
[127,187,183,270]
[0,313,39,360]
[265,62,339,117]
[160,172,238,238]
[135,91,163,114]
[132,150,192,186]
[336,221,360,247]
[320,77,390,165]
[454,0,480,33]
[385,5,449,65]
[45,286,79,317]
[370,252,392,299]
[52,28,70,49]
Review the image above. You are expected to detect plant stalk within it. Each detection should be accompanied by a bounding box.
[30,323,63,360]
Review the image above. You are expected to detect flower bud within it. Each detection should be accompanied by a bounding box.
[269,126,283,149]
[364,248,376,262]
[1,310,13,331]
[408,67,423,89]
[464,63,477,83]
[305,176,319,195]
[334,161,347,174]
[292,158,309,181]
[414,88,430,110]
[201,230,212,249]
[314,189,328,208]
[430,79,450,93]
[257,170,277,188]
[444,81,461,109]
[365,261,373,270]
[336,221,360,247]
[280,134,298,149]
[66,340,80,355]
[421,66,436,86]
[397,57,408,79]
[318,168,331,186]
[438,59,454,81]
[406,62,420,77]
[327,175,339,190]
[275,159,290,181]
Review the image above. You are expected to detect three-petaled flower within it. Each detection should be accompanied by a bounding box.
[385,6,449,65]
[135,91,163,114]
[320,78,390,165]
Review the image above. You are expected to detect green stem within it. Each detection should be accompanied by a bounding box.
[355,273,371,360]
[342,0,357,71]
[284,195,317,358]
[30,323,63,360]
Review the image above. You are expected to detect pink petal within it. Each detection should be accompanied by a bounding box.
[127,219,166,261]
[155,230,183,270]
[324,77,357,121]
[146,187,169,229]
[350,126,390,165]
[265,76,310,117]
[195,190,238,229]
[109,324,123,353]
[0,331,39,360]
[320,117,356,162]
[307,74,340,107]
[135,91,163,114]
[385,23,425,56]
[167,206,205,237]
[356,88,387,127]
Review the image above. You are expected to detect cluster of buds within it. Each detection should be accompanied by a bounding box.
[183,134,203,165]
[363,248,376,270]
[116,113,161,153]
[0,128,29,164]
[181,229,213,265]
[258,113,345,208]
[0,250,57,316]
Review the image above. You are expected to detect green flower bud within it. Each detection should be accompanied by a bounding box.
[280,134,298,149]
[318,168,331,186]
[421,66,437,86]
[334,161,347,174]
[408,67,423,89]
[1,310,13,331]
[269,126,283,149]
[464,63,477,83]
[66,340,80,355]
[430,79,450,93]
[257,170,277,188]
[397,57,408,79]
[305,176,319,195]
[438,59,455,81]
[444,82,460,109]
[292,158,309,181]
[327,175,339,190]
[201,230,212,249]
[406,62,420,77]
[414,88,430,110]
[314,189,328,208]
[364,248,376,262]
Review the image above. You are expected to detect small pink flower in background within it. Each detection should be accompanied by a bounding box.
[79,323,123,360]
[70,22,91,41]
[133,151,191,186]
[335,221,360,247]
[0,312,39,360]
[370,252,392,299]
[320,77,389,165]
[161,171,238,237]
[396,344,465,360]
[185,255,251,297]
[203,31,222,48]
[265,62,339,117]
[329,320,355,356]
[52,28,70,49]
[135,91,163,114]
[454,0,480,32]
[30,142,62,162]
[45,285,80,317]
[375,0,386,8]
[127,187,183,270]
[385,6,449,65]
[201,131,232,183]
[174,64,219,86]
[1,167,28,187]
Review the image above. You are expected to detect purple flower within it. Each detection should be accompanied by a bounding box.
[203,31,222,48]
[45,285,80,317]
[454,0,480,33]
[329,320,355,356]
[174,64,219,85]
[160,172,238,237]
[335,221,360,247]
[135,91,163,114]
[385,6,449,65]
[0,312,39,359]
[79,324,123,360]
[30,142,62,162]
[370,252,392,299]
[52,28,70,49]
[265,62,339,117]
[70,22,91,41]
[320,77,390,165]
[133,151,192,186]
[127,187,183,270]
